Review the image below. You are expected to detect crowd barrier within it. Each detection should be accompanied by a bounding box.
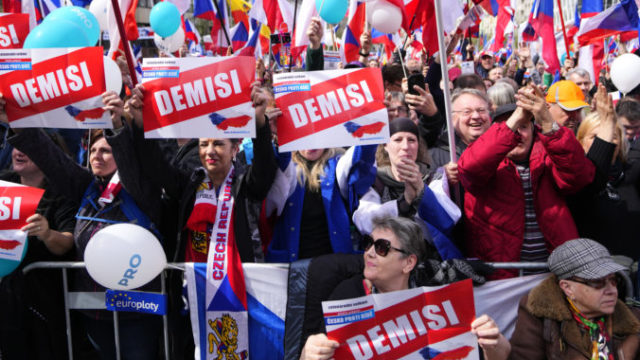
[20,261,634,360]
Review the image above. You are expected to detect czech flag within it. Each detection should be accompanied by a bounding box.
[475,0,499,16]
[529,0,560,73]
[577,0,639,46]
[342,0,366,63]
[231,21,249,51]
[235,22,261,57]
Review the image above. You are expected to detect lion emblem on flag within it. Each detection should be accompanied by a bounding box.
[208,314,248,360]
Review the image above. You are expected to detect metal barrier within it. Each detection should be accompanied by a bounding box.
[21,261,187,360]
[20,261,634,359]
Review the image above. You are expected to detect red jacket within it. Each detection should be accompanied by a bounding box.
[458,122,595,279]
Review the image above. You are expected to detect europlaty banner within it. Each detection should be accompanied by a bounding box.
[0,14,29,49]
[0,180,44,262]
[0,47,109,129]
[323,280,479,360]
[273,68,389,152]
[141,56,256,139]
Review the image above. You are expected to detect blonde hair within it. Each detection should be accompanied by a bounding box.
[292,148,344,192]
[577,112,627,162]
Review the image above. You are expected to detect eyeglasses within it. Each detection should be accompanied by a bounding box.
[452,108,490,117]
[569,275,619,290]
[388,106,409,114]
[363,235,408,257]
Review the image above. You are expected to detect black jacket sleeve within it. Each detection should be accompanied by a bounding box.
[584,137,616,194]
[418,111,445,149]
[305,46,324,71]
[105,124,163,224]
[8,128,92,205]
[242,121,278,201]
[425,60,445,116]
[131,122,191,202]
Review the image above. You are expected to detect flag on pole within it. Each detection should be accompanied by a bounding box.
[528,0,560,73]
[577,0,639,46]
[341,0,366,64]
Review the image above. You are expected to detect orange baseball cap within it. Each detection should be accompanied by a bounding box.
[545,80,589,111]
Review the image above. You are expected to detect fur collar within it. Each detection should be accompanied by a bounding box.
[527,275,640,336]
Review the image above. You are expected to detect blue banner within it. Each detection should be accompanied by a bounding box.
[105,290,167,315]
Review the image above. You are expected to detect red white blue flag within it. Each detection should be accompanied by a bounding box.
[0,47,109,129]
[273,68,388,152]
[577,0,639,46]
[141,56,256,138]
[528,0,560,73]
[342,0,366,64]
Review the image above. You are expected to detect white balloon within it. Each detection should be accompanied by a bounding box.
[103,56,123,93]
[89,0,108,32]
[370,0,403,34]
[610,53,640,94]
[154,26,185,54]
[84,224,167,290]
[167,0,190,15]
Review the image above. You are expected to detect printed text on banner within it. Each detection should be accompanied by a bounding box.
[0,180,44,263]
[0,47,109,129]
[273,68,389,152]
[324,279,479,360]
[141,56,256,139]
[0,14,29,49]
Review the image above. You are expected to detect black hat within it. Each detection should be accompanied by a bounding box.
[492,103,517,123]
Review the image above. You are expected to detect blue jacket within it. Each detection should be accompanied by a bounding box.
[266,145,376,262]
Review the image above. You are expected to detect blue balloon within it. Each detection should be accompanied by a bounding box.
[149,2,181,38]
[315,0,347,24]
[24,20,90,48]
[0,238,28,277]
[45,6,101,46]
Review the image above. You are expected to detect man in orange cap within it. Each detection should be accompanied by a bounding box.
[545,80,590,134]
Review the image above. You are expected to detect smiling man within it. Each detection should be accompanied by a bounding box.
[545,80,589,134]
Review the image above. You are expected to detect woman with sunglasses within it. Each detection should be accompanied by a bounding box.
[509,238,640,360]
[300,216,511,360]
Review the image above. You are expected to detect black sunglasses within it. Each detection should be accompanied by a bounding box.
[363,235,408,257]
[569,274,619,290]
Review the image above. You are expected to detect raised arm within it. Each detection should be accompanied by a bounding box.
[241,84,279,201]
[0,94,92,203]
[104,90,163,223]
[124,84,191,200]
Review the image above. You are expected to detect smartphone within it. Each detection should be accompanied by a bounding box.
[408,73,425,95]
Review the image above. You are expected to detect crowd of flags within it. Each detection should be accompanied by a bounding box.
[2,0,640,83]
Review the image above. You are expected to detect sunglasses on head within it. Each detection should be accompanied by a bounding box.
[363,235,408,257]
[569,274,619,290]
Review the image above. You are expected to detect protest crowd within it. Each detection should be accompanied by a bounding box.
[2,0,640,358]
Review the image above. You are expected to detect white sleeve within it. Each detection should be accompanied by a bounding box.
[265,161,297,216]
[352,187,399,235]
[335,146,355,200]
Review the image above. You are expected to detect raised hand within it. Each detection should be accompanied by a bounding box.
[307,17,324,50]
[124,84,145,129]
[405,85,438,117]
[102,91,124,128]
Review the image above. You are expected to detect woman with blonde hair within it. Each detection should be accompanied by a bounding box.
[264,143,377,262]
[570,85,640,257]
